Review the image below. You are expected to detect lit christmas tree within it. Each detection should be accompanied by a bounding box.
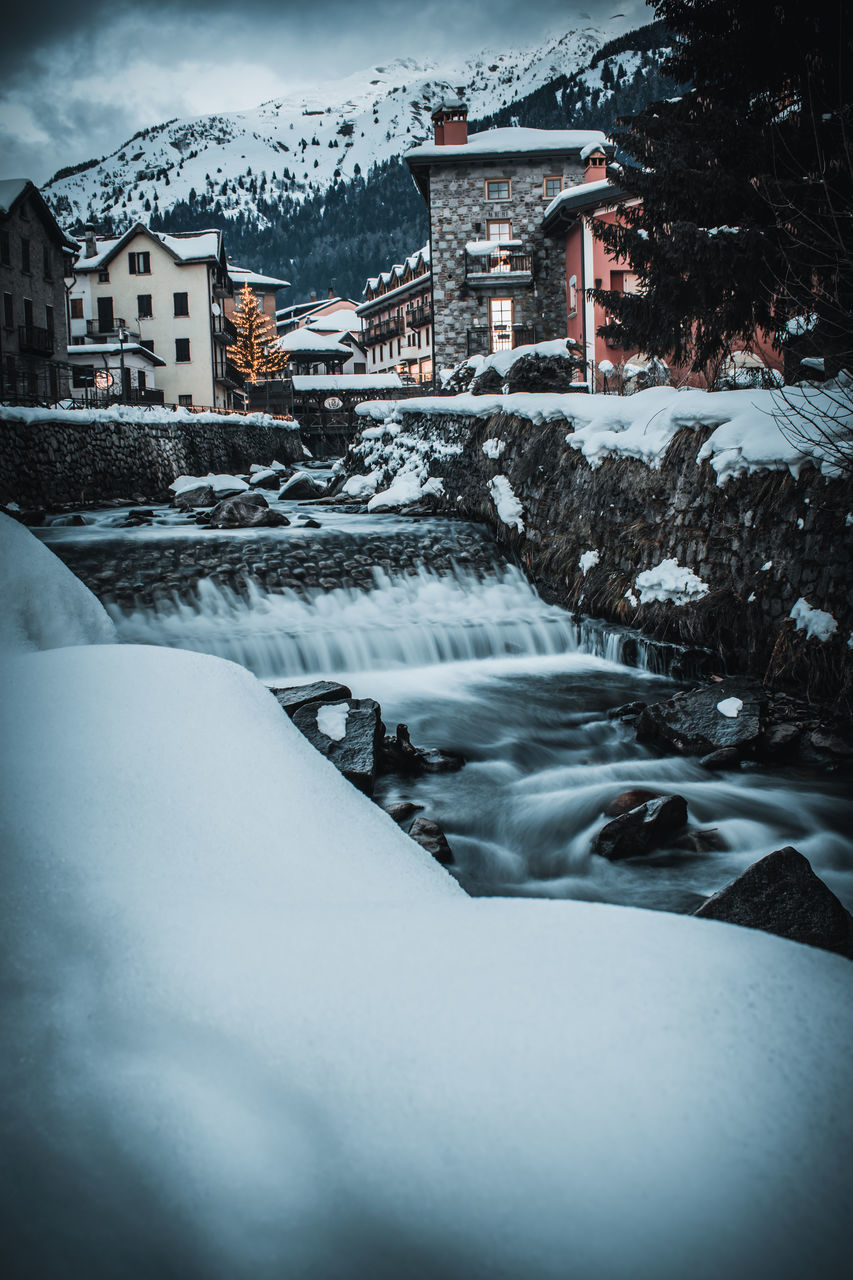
[231,283,288,383]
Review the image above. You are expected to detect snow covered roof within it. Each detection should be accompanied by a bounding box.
[306,308,364,334]
[0,178,30,214]
[542,178,626,227]
[65,342,166,366]
[276,328,352,355]
[75,225,225,272]
[407,127,609,163]
[363,246,430,297]
[292,374,402,391]
[228,264,291,291]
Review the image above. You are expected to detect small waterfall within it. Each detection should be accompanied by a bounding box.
[109,563,663,682]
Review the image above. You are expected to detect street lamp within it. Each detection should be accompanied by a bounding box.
[118,327,129,402]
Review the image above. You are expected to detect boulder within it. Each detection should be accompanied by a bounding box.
[207,493,290,529]
[271,681,353,719]
[408,816,454,865]
[385,800,424,824]
[469,366,505,396]
[592,794,688,860]
[440,360,477,395]
[693,847,853,960]
[279,472,327,500]
[292,698,384,796]
[379,723,465,776]
[607,700,647,722]
[173,484,216,509]
[249,468,282,490]
[637,681,763,758]
[699,747,741,770]
[603,788,663,818]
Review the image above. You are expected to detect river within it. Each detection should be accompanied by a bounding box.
[37,489,853,916]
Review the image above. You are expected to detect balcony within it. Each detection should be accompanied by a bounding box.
[364,316,403,346]
[18,324,54,355]
[86,317,139,339]
[465,250,534,286]
[215,359,245,389]
[212,314,237,344]
[467,324,536,357]
[408,304,432,328]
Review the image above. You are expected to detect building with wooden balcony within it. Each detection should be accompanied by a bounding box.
[0,178,78,404]
[357,246,432,383]
[70,224,244,408]
[405,103,611,373]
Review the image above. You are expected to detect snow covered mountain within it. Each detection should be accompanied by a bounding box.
[45,28,602,230]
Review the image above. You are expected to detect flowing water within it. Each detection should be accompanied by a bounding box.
[38,498,853,916]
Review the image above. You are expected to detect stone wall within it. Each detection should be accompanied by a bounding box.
[350,408,853,703]
[428,156,584,371]
[0,412,304,507]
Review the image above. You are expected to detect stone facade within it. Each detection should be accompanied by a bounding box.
[0,413,303,507]
[421,156,585,372]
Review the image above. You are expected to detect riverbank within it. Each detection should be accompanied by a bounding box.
[348,385,852,706]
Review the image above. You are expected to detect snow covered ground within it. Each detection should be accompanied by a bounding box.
[2,518,852,1277]
[0,403,297,429]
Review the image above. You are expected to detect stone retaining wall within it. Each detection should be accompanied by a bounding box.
[0,413,304,507]
[349,408,853,703]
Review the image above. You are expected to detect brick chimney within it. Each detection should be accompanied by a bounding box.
[83,223,98,258]
[432,97,468,146]
[328,285,334,299]
[584,148,607,183]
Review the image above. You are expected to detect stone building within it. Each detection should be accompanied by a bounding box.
[405,104,609,373]
[357,246,433,383]
[0,179,78,404]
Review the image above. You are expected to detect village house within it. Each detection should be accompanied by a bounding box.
[276,294,360,337]
[405,102,610,373]
[70,224,242,408]
[0,179,78,404]
[225,264,291,325]
[357,246,433,383]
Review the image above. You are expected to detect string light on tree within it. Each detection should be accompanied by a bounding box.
[231,283,288,384]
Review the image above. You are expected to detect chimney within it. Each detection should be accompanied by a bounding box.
[84,223,98,258]
[432,97,468,146]
[328,285,334,299]
[584,148,607,183]
[310,291,317,302]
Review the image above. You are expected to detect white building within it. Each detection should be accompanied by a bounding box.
[70,224,241,408]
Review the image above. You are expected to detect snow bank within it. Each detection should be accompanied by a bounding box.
[356,383,850,484]
[341,471,380,499]
[790,597,838,642]
[368,472,444,512]
[482,437,506,460]
[488,475,524,532]
[579,549,600,576]
[0,403,297,429]
[0,512,116,651]
[634,558,709,606]
[2,640,852,1278]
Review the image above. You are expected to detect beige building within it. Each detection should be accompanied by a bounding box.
[358,246,432,384]
[70,224,241,408]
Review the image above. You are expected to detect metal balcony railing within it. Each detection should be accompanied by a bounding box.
[364,317,403,345]
[466,324,536,357]
[465,252,534,280]
[407,304,433,328]
[212,314,238,343]
[86,317,138,338]
[18,324,54,355]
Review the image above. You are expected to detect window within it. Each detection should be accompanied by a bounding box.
[544,176,562,198]
[98,270,110,283]
[72,364,95,388]
[70,297,83,319]
[487,219,513,241]
[43,245,53,278]
[175,338,191,362]
[138,370,147,391]
[0,230,9,265]
[569,275,578,315]
[178,394,193,405]
[3,293,13,328]
[489,297,513,350]
[21,238,31,273]
[610,270,625,293]
[128,251,151,274]
[45,305,54,334]
[485,178,511,201]
[173,292,189,316]
[137,294,153,318]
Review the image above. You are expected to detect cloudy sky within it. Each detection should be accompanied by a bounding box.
[0,0,650,185]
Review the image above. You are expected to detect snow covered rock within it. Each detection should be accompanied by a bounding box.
[637,683,763,758]
[248,467,283,490]
[0,512,116,652]
[279,471,327,500]
[789,597,838,642]
[341,472,380,500]
[592,794,688,861]
[172,483,216,508]
[694,848,853,960]
[634,558,709,606]
[207,492,290,529]
[488,475,524,532]
[170,473,250,501]
[272,681,353,719]
[292,697,384,796]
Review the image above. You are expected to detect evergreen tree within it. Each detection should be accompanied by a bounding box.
[231,284,288,383]
[592,0,853,377]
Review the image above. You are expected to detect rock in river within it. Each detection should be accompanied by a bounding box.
[272,681,353,718]
[592,794,688,860]
[407,816,454,865]
[292,698,383,796]
[693,846,853,960]
[637,681,762,758]
[207,492,290,529]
